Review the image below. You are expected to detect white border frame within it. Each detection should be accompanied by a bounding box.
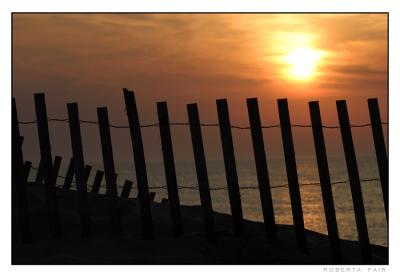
[1,0,399,277]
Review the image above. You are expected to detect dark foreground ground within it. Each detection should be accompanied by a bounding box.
[12,184,388,265]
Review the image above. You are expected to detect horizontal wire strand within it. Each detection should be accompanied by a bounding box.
[28,165,381,191]
[18,118,388,129]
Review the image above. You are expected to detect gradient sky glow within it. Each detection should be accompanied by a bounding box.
[12,14,388,163]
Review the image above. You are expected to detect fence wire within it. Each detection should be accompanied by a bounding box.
[29,165,381,192]
[18,118,388,130]
[23,117,385,191]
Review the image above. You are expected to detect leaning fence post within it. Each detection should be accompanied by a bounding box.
[97,107,123,236]
[277,98,307,253]
[23,161,32,183]
[35,159,44,184]
[367,98,388,221]
[246,98,277,239]
[12,98,32,243]
[18,136,24,149]
[216,99,245,236]
[157,101,183,236]
[34,93,61,238]
[62,160,91,190]
[121,180,133,198]
[63,158,74,189]
[309,101,342,263]
[52,156,62,187]
[187,103,216,243]
[84,165,92,185]
[123,88,154,239]
[67,102,92,238]
[336,100,371,263]
[91,170,104,194]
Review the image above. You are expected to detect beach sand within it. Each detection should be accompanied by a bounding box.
[12,183,388,265]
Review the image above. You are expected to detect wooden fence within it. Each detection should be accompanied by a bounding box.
[12,89,388,264]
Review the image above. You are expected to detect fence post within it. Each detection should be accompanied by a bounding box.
[67,102,92,238]
[187,103,216,243]
[216,99,245,236]
[84,165,92,185]
[157,101,183,236]
[123,88,154,239]
[19,136,24,149]
[309,101,342,263]
[63,158,74,189]
[91,170,104,194]
[52,156,62,186]
[121,180,133,198]
[367,98,388,221]
[35,159,44,184]
[34,93,61,238]
[12,98,32,243]
[62,160,91,190]
[246,98,277,239]
[97,107,123,236]
[277,98,307,253]
[23,161,32,183]
[336,100,371,263]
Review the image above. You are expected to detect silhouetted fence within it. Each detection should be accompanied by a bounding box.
[12,89,388,264]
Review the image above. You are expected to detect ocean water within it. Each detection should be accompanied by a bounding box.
[44,154,387,247]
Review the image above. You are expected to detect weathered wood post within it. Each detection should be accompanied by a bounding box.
[157,101,183,236]
[62,160,91,190]
[121,180,133,198]
[216,99,245,236]
[84,165,92,185]
[12,98,32,243]
[97,107,123,236]
[67,102,92,237]
[35,159,45,184]
[23,161,32,183]
[52,156,62,186]
[34,93,61,238]
[336,100,371,264]
[123,88,154,239]
[367,98,388,221]
[277,98,307,253]
[63,158,74,189]
[309,101,342,263]
[246,98,277,239]
[18,136,24,149]
[187,103,216,243]
[91,170,104,194]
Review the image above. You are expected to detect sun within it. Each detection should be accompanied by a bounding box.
[284,48,323,81]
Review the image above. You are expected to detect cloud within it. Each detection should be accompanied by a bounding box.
[12,14,388,161]
[327,64,386,76]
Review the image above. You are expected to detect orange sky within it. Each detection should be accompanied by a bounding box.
[12,14,387,163]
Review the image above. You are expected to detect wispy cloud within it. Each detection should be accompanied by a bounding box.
[12,14,387,160]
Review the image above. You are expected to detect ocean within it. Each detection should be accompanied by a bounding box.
[34,154,387,247]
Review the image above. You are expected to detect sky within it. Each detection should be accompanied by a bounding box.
[12,13,388,164]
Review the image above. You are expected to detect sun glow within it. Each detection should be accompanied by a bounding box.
[284,48,323,81]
